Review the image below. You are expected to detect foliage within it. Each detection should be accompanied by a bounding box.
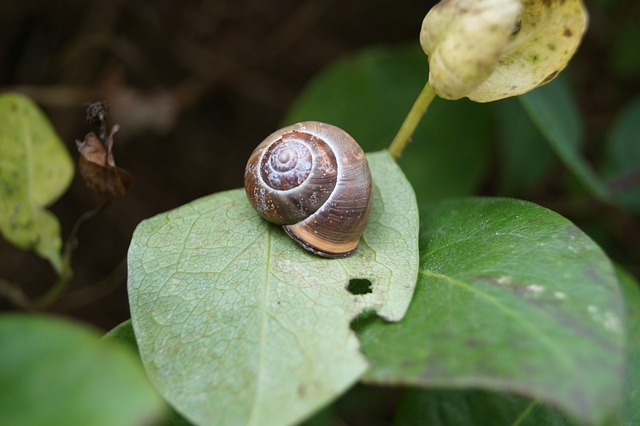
[1,1,639,426]
[358,198,623,425]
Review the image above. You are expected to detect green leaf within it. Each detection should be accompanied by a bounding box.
[494,98,556,195]
[602,94,640,213]
[128,151,419,426]
[104,318,139,352]
[0,93,74,273]
[617,266,640,425]
[0,314,166,426]
[394,388,577,426]
[519,77,610,202]
[358,198,624,425]
[284,44,492,204]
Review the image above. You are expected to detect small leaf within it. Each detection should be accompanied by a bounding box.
[104,318,139,351]
[358,198,624,425]
[284,44,492,204]
[0,314,166,426]
[519,77,611,202]
[421,0,589,102]
[602,94,640,213]
[128,151,419,426]
[0,93,74,273]
[617,266,640,425]
[394,388,577,426]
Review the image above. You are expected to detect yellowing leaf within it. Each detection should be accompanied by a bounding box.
[0,93,73,273]
[421,0,588,102]
[421,0,521,100]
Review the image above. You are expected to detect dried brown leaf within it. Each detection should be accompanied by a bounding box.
[76,125,132,198]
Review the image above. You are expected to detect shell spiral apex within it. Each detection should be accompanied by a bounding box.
[244,121,372,258]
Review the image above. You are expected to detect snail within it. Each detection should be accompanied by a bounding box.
[244,121,372,258]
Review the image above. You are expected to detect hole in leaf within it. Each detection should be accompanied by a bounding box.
[350,309,377,334]
[348,278,372,295]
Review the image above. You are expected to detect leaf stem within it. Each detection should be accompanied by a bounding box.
[388,80,437,160]
[63,199,112,254]
[33,250,72,310]
[34,199,111,310]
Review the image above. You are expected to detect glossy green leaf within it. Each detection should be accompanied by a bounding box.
[128,151,419,426]
[617,267,640,425]
[394,388,576,426]
[284,44,492,204]
[358,198,624,425]
[0,314,166,426]
[494,98,555,195]
[519,77,610,202]
[0,93,74,273]
[602,94,640,213]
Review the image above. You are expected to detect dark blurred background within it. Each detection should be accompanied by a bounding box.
[0,0,638,330]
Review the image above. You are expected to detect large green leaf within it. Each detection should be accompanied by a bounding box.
[617,267,640,425]
[358,198,624,425]
[602,94,640,213]
[284,44,492,204]
[0,93,74,273]
[0,314,166,426]
[519,77,610,202]
[128,151,419,426]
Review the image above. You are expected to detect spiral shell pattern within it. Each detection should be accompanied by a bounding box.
[244,121,372,258]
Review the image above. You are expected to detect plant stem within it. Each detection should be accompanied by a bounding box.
[33,199,112,310]
[388,80,437,160]
[63,199,112,254]
[33,250,72,310]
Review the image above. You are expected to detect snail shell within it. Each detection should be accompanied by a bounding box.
[244,121,372,258]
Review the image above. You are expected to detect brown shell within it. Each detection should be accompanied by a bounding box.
[244,121,372,258]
